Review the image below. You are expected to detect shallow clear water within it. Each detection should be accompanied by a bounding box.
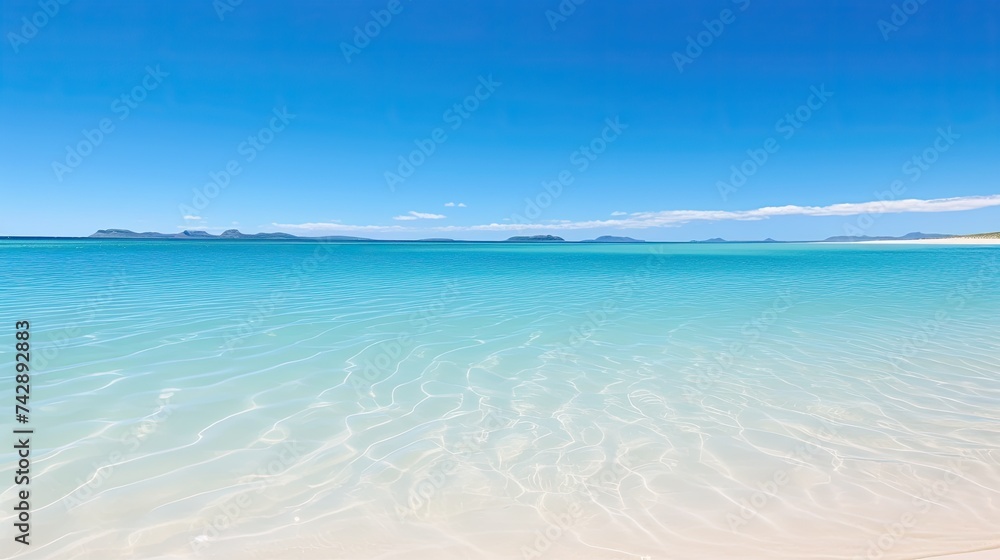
[1,241,998,559]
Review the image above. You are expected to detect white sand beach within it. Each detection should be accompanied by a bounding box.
[856,237,1000,245]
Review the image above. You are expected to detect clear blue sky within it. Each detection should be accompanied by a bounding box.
[1,1,998,240]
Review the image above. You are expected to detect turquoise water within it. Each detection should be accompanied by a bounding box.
[1,241,999,559]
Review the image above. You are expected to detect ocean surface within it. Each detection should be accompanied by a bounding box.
[1,240,999,560]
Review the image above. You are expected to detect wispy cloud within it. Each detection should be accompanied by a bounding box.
[270,195,1000,235]
[394,211,447,221]
[434,195,1000,232]
[610,211,627,216]
[444,202,467,207]
[271,222,409,232]
[183,215,202,220]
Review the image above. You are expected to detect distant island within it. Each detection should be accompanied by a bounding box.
[821,232,952,242]
[5,229,993,244]
[504,235,565,242]
[580,236,644,243]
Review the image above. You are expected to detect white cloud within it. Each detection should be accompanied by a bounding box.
[458,202,467,207]
[270,195,1000,235]
[183,215,202,220]
[271,222,409,232]
[432,195,1000,232]
[444,202,467,208]
[444,202,455,207]
[610,211,627,216]
[394,211,447,221]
